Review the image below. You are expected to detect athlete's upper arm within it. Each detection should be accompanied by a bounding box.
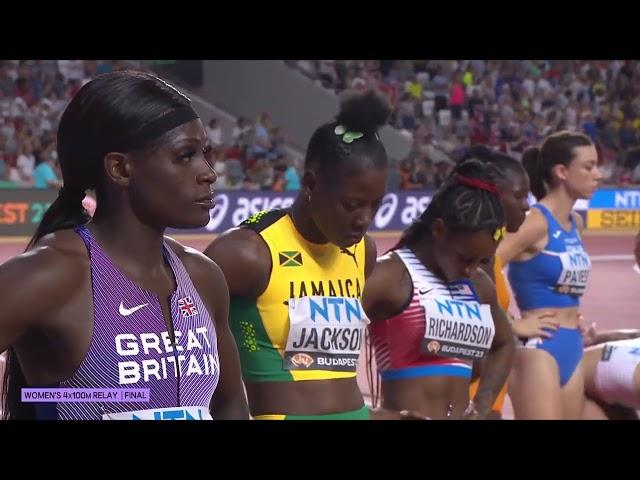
[362,253,407,322]
[203,228,271,299]
[471,269,513,350]
[496,208,547,265]
[479,257,496,282]
[472,268,497,310]
[0,244,83,354]
[363,234,378,279]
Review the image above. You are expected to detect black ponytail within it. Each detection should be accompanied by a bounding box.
[522,146,545,201]
[26,187,90,251]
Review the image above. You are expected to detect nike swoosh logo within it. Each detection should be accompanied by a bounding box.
[119,302,149,316]
[418,288,434,295]
[553,231,561,238]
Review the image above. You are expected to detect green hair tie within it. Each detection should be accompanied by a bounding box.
[335,125,364,144]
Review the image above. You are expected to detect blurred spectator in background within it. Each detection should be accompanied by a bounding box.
[32,148,62,189]
[4,60,640,191]
[284,157,301,191]
[206,118,223,148]
[232,116,251,146]
[252,112,272,159]
[289,59,640,185]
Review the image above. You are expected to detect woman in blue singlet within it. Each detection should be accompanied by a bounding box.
[496,131,602,419]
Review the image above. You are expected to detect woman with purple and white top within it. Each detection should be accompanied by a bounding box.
[0,71,249,420]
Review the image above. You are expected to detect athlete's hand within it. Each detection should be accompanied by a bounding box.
[461,401,486,420]
[370,408,430,420]
[512,311,558,339]
[462,411,483,420]
[579,317,598,347]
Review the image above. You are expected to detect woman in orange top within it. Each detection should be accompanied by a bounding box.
[462,146,558,418]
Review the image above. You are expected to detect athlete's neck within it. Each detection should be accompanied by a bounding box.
[89,207,167,275]
[408,240,448,282]
[290,194,328,245]
[540,188,578,229]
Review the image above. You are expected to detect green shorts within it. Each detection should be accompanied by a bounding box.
[253,405,370,420]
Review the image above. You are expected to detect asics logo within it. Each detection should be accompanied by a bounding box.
[119,301,149,317]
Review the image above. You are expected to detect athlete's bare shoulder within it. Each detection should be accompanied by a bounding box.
[0,228,89,350]
[362,250,413,322]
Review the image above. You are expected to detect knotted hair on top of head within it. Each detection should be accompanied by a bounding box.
[305,89,392,176]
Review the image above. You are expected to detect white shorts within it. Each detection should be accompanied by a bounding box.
[594,340,640,409]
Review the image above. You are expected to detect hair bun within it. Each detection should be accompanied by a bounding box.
[336,89,391,136]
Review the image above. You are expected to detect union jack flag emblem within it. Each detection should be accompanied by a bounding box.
[178,296,198,318]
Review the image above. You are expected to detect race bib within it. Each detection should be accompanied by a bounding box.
[102,406,213,420]
[284,296,369,372]
[555,246,590,296]
[602,340,640,362]
[419,294,495,361]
